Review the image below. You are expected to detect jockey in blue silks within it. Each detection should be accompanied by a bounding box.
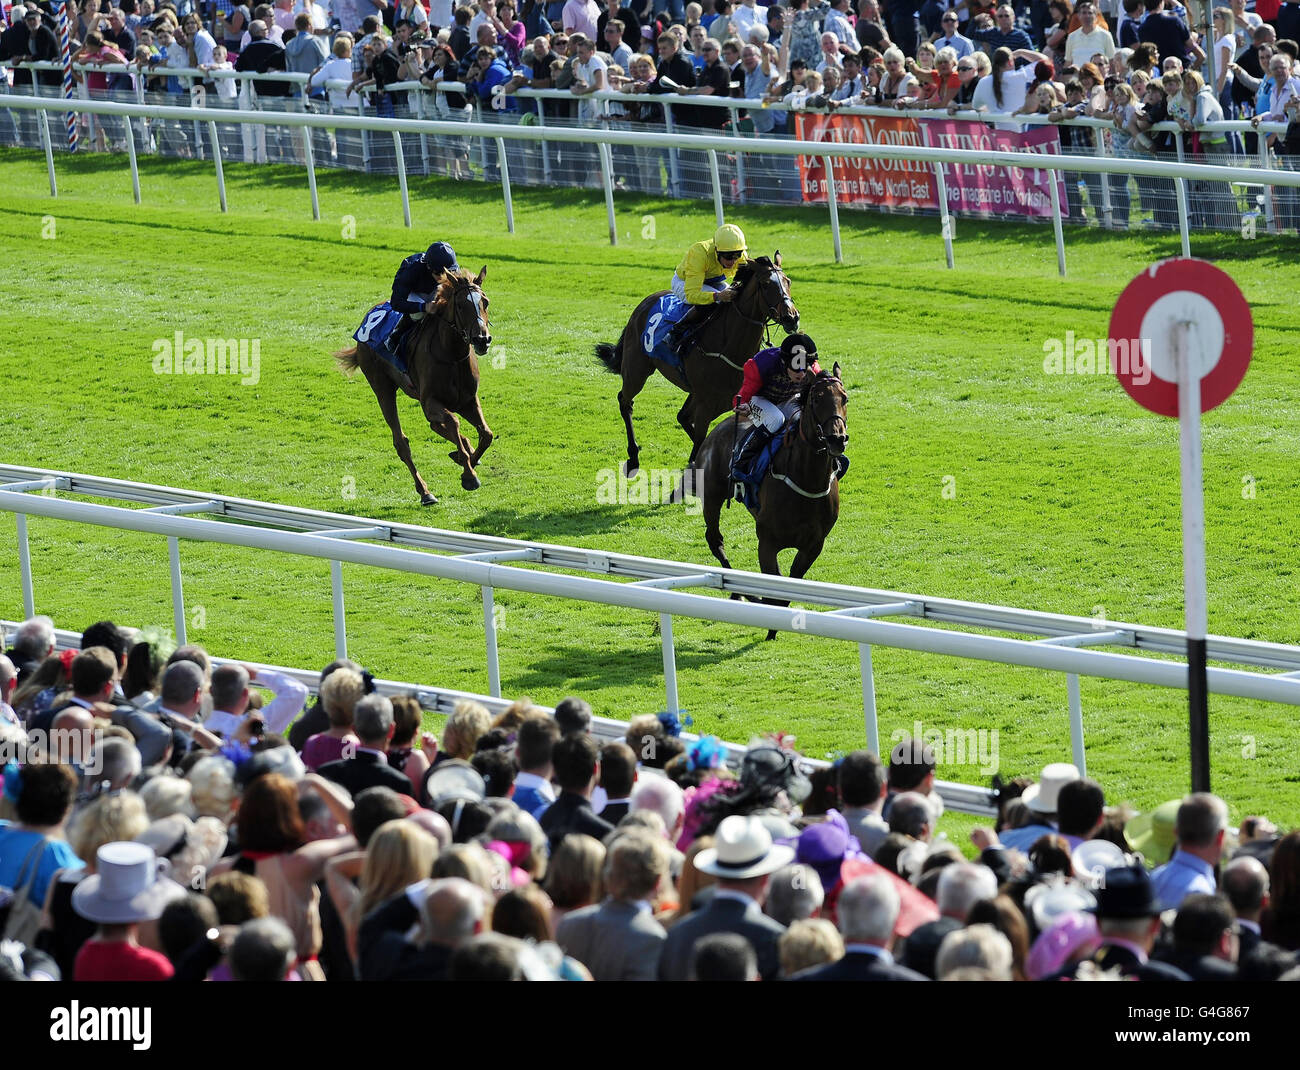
[388,241,460,354]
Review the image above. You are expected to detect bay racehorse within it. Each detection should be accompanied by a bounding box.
[595,254,799,477]
[685,365,849,640]
[334,267,493,505]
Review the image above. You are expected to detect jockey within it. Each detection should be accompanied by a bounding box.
[388,241,460,352]
[731,333,821,498]
[665,223,748,352]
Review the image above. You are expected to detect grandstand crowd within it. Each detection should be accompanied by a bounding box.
[2,0,1299,221]
[2,613,1299,982]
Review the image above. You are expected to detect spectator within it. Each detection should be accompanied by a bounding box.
[1152,893,1239,980]
[203,663,307,740]
[1056,776,1106,848]
[933,7,974,57]
[659,814,792,981]
[597,0,641,48]
[300,666,363,771]
[285,10,327,72]
[556,829,671,979]
[0,656,19,728]
[899,862,997,977]
[1260,831,1300,950]
[935,923,1014,980]
[994,763,1080,851]
[569,31,609,125]
[966,894,1032,980]
[1150,792,1228,911]
[187,755,238,822]
[691,931,759,979]
[319,694,417,797]
[791,872,927,981]
[439,700,492,763]
[309,36,360,111]
[229,915,298,980]
[887,791,934,842]
[221,3,253,50]
[971,4,1034,53]
[1222,855,1277,960]
[539,733,615,851]
[764,863,824,926]
[543,833,606,928]
[512,713,560,818]
[1138,0,1203,66]
[778,916,844,976]
[234,19,291,97]
[597,742,637,824]
[562,0,599,39]
[388,694,433,797]
[358,875,486,980]
[1065,1,1115,67]
[158,893,220,971]
[883,736,939,821]
[1048,864,1191,980]
[71,841,186,981]
[287,659,361,753]
[629,775,686,844]
[179,12,215,67]
[0,762,83,945]
[4,615,54,688]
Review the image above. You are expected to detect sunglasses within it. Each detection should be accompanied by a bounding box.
[957,64,974,70]
[717,251,742,261]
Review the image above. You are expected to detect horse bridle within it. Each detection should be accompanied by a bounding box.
[440,279,488,352]
[799,375,847,454]
[732,263,794,332]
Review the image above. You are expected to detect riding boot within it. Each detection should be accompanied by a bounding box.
[665,301,714,354]
[732,424,773,500]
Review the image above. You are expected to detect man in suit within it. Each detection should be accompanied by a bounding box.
[898,862,996,978]
[358,877,486,981]
[557,830,670,980]
[791,872,929,981]
[1222,856,1280,962]
[1049,864,1191,981]
[512,713,560,819]
[1152,894,1239,981]
[539,733,614,852]
[838,749,890,857]
[597,741,637,826]
[659,815,793,981]
[319,694,414,798]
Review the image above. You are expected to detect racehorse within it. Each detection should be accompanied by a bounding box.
[685,365,849,640]
[595,254,800,477]
[334,267,493,506]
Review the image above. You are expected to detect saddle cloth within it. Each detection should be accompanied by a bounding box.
[353,303,407,374]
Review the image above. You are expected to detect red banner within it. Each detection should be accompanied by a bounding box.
[795,112,938,210]
[923,120,1068,218]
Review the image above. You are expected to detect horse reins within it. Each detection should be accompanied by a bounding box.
[770,376,845,499]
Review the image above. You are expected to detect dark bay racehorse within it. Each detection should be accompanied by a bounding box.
[334,268,493,505]
[685,366,849,640]
[595,254,800,477]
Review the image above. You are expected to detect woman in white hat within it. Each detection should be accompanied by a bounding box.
[72,841,187,981]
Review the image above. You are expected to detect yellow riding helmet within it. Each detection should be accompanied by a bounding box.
[713,224,747,254]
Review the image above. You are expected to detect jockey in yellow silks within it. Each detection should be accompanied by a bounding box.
[665,223,748,351]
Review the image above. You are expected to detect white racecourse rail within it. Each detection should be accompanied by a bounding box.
[4,464,1300,810]
[2,69,1296,274]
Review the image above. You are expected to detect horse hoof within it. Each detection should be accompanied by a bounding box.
[461,472,481,491]
[420,492,439,506]
[448,451,467,464]
[623,459,640,479]
[766,629,779,641]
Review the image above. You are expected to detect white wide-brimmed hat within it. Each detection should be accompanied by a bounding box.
[72,842,187,925]
[1020,763,1081,814]
[694,815,796,880]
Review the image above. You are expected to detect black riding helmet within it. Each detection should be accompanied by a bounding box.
[779,333,817,372]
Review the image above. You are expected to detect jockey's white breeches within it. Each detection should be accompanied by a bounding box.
[747,395,802,434]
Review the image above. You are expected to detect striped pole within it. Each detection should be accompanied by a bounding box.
[58,0,77,152]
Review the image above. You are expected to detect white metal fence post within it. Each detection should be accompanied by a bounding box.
[167,536,187,646]
[483,585,501,697]
[208,120,227,211]
[393,130,412,227]
[660,613,680,715]
[821,154,842,264]
[598,140,617,245]
[1047,162,1066,277]
[496,135,515,234]
[707,147,724,226]
[16,513,35,619]
[859,643,879,754]
[1067,673,1087,775]
[331,559,347,659]
[37,108,56,196]
[303,124,320,221]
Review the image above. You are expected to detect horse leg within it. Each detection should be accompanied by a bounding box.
[756,537,787,641]
[788,540,825,582]
[365,359,437,506]
[458,393,494,467]
[702,483,733,573]
[422,396,480,492]
[619,344,654,478]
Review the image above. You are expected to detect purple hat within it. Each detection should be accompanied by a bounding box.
[784,810,865,893]
[1025,911,1100,980]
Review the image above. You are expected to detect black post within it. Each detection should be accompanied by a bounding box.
[1188,636,1210,793]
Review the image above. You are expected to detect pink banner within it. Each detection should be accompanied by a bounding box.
[795,113,938,211]
[923,121,1067,218]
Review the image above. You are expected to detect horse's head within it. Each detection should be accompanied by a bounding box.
[433,266,492,356]
[734,251,799,333]
[802,362,848,456]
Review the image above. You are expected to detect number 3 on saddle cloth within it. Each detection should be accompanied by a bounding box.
[353,303,408,374]
[642,293,701,373]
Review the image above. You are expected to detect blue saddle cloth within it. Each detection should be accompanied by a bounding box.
[641,293,691,372]
[353,303,407,374]
[733,427,850,510]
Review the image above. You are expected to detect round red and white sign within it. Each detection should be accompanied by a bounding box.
[1108,258,1253,418]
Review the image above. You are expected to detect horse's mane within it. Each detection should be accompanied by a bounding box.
[430,268,479,313]
[732,257,772,289]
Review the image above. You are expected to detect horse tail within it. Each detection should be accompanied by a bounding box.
[334,345,360,376]
[595,342,621,374]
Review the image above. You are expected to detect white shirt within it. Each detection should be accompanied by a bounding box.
[310,54,357,109]
[202,669,307,739]
[514,770,557,805]
[561,0,600,39]
[1065,26,1115,67]
[427,0,453,29]
[574,53,607,121]
[191,28,217,67]
[731,3,768,42]
[972,65,1035,128]
[294,0,330,31]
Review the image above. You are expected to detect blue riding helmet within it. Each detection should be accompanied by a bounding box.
[423,242,459,273]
